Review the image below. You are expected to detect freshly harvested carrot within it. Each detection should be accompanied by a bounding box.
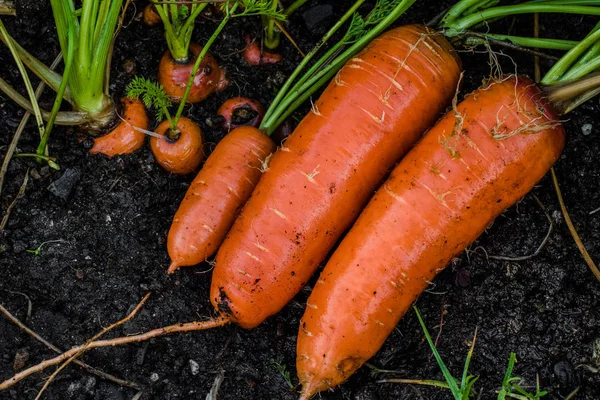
[296,75,565,399]
[242,34,283,65]
[210,24,462,329]
[151,117,204,174]
[158,42,228,103]
[217,97,265,131]
[89,98,148,157]
[167,126,276,273]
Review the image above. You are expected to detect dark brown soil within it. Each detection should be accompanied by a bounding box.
[1,1,599,400]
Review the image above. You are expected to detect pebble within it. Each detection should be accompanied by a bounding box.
[150,372,160,382]
[13,347,29,370]
[581,123,592,136]
[302,3,333,35]
[47,168,81,200]
[189,359,200,376]
[553,359,579,396]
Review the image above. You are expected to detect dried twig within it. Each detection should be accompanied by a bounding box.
[0,54,62,195]
[0,1,15,16]
[34,293,151,399]
[0,313,229,390]
[0,169,29,232]
[551,168,600,282]
[0,303,142,390]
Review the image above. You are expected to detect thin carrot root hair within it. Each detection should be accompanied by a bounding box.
[439,72,466,158]
[0,306,230,390]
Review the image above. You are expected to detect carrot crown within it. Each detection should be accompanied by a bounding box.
[260,0,419,135]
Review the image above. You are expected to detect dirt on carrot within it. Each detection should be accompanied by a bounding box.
[0,1,598,399]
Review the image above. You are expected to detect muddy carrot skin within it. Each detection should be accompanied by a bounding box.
[89,98,148,157]
[167,126,275,273]
[296,75,565,398]
[210,24,462,329]
[151,117,204,175]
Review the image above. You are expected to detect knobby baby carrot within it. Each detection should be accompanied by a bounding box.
[210,24,462,329]
[296,75,565,399]
[89,98,149,157]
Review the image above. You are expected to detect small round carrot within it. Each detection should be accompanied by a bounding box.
[89,98,148,158]
[296,75,566,399]
[217,97,265,131]
[151,117,204,174]
[167,126,276,273]
[210,24,462,329]
[142,4,162,26]
[158,43,228,103]
[242,34,283,65]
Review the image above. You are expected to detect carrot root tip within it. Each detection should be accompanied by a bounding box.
[167,261,181,274]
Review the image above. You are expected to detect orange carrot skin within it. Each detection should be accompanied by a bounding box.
[151,117,204,175]
[296,75,565,398]
[89,98,148,157]
[243,34,282,65]
[210,25,462,329]
[158,43,228,103]
[167,126,275,273]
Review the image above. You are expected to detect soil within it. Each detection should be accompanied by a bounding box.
[1,1,599,400]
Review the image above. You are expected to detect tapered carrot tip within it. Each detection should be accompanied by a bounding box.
[167,261,182,274]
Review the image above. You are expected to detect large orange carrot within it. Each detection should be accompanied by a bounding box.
[89,98,148,157]
[210,24,462,329]
[296,75,565,398]
[167,126,276,272]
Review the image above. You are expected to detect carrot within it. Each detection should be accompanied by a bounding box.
[142,4,162,26]
[209,24,462,329]
[217,97,265,131]
[150,117,204,175]
[89,97,148,157]
[243,33,283,65]
[165,0,390,273]
[167,126,276,272]
[295,75,566,399]
[158,42,228,103]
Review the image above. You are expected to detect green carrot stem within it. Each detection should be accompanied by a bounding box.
[542,28,600,84]
[0,19,45,140]
[262,0,417,133]
[37,19,76,158]
[445,5,600,36]
[559,55,600,82]
[468,34,577,51]
[0,32,73,103]
[0,76,89,125]
[173,3,238,126]
[284,0,309,16]
[262,0,366,124]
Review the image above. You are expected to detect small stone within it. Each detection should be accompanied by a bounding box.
[122,59,136,75]
[302,4,333,35]
[581,123,592,136]
[553,359,579,396]
[150,373,160,382]
[39,166,51,177]
[13,348,29,370]
[30,168,41,180]
[47,168,81,200]
[189,359,200,375]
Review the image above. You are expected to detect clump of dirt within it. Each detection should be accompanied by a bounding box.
[1,1,599,399]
